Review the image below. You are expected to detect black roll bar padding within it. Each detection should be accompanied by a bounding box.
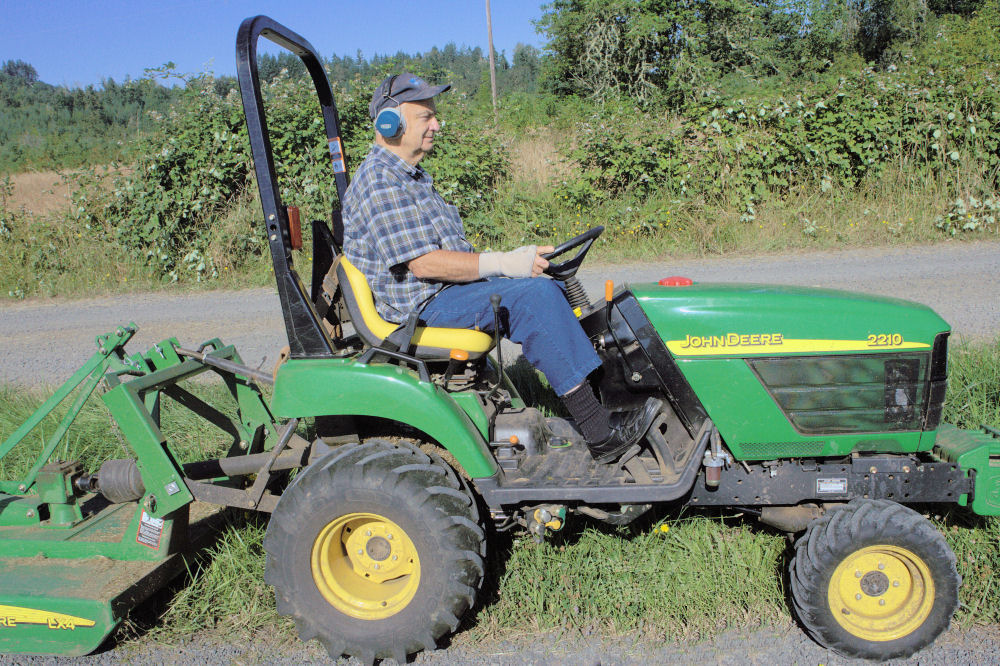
[236,15,350,358]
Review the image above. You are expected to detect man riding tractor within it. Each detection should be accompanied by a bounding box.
[342,73,662,464]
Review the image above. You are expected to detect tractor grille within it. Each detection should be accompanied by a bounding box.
[923,332,949,430]
[748,352,934,435]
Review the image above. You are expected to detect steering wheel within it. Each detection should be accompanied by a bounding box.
[541,225,604,280]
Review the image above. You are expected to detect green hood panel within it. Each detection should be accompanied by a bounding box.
[632,282,949,358]
[630,282,949,459]
[271,359,497,478]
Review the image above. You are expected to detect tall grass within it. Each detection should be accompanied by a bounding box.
[0,381,244,480]
[470,512,788,642]
[942,336,1000,430]
[0,340,997,646]
[3,156,997,301]
[473,160,987,261]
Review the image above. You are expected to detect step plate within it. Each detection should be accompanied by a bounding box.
[477,439,706,505]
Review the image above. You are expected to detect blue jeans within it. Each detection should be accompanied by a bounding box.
[420,277,602,396]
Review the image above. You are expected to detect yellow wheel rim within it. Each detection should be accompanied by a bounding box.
[311,512,420,620]
[827,544,934,642]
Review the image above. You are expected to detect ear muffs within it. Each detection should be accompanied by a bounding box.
[375,106,405,139]
[374,74,405,139]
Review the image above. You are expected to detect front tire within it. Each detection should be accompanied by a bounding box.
[264,439,485,665]
[789,499,960,660]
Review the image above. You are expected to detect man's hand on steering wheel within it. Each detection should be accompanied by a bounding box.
[479,245,555,279]
[541,226,604,280]
[532,246,554,277]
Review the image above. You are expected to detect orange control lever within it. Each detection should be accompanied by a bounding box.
[605,279,614,302]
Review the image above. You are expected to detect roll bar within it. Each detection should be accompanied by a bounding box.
[236,15,350,358]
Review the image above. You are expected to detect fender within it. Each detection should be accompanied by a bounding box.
[270,359,498,478]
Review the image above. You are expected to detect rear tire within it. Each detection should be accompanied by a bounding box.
[264,439,485,665]
[789,498,960,660]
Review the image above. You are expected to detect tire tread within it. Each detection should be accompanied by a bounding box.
[789,498,960,660]
[263,439,484,664]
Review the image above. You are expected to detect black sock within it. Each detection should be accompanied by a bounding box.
[561,383,612,444]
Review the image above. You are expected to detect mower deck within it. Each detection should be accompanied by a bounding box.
[0,501,227,656]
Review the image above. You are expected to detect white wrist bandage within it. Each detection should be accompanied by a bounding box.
[478,245,538,279]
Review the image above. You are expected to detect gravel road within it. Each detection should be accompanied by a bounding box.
[2,240,999,386]
[3,622,999,665]
[1,241,999,664]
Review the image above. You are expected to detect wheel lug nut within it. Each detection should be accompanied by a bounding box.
[878,562,885,570]
[373,563,380,569]
[855,570,862,578]
[893,581,900,587]
[357,549,363,555]
[392,554,398,561]
[365,530,372,537]
[855,593,862,600]
[387,534,393,540]
[879,599,886,606]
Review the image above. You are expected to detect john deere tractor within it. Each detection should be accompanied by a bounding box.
[1,15,997,665]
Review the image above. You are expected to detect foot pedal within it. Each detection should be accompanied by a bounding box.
[622,446,655,484]
[617,444,642,466]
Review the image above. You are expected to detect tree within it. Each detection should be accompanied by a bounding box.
[854,0,929,61]
[536,0,783,104]
[501,43,541,93]
[2,60,39,85]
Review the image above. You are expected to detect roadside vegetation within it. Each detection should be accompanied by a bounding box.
[0,338,997,645]
[1,0,998,300]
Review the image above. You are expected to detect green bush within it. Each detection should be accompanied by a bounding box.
[563,59,1000,224]
[74,69,509,282]
[424,93,509,217]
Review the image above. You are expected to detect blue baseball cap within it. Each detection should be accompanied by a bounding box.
[369,72,451,120]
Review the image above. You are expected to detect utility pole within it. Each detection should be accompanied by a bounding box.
[486,0,497,113]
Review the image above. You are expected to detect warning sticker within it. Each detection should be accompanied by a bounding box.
[816,478,848,494]
[136,511,164,549]
[328,137,346,174]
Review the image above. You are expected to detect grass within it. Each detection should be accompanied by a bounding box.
[0,340,998,649]
[469,512,789,642]
[478,159,996,262]
[1,159,997,301]
[0,381,245,481]
[942,336,1000,430]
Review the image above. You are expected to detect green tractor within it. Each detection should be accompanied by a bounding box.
[2,15,998,664]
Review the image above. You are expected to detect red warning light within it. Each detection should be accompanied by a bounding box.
[659,276,693,287]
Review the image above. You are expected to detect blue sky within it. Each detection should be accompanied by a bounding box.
[0,0,547,88]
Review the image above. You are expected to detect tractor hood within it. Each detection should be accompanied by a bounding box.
[631,282,950,358]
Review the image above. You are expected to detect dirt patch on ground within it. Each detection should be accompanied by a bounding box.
[509,130,573,189]
[7,171,74,216]
[7,167,128,217]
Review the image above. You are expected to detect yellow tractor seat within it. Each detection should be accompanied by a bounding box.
[336,256,494,360]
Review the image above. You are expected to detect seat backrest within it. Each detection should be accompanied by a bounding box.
[335,256,493,359]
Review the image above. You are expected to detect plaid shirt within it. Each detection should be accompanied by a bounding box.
[343,144,473,321]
